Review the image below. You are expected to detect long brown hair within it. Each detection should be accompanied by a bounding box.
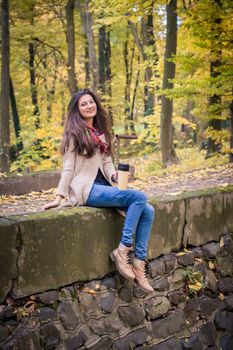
[61,89,112,158]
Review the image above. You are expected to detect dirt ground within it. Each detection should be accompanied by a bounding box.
[0,164,233,217]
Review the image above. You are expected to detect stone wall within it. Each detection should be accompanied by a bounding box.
[0,186,233,303]
[0,233,233,350]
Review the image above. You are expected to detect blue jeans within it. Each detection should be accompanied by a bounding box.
[86,184,155,260]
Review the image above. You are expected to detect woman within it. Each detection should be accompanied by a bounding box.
[43,89,155,293]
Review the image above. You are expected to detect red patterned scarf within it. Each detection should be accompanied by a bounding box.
[86,126,109,154]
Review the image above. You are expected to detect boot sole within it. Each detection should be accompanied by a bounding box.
[109,252,135,282]
[134,279,154,294]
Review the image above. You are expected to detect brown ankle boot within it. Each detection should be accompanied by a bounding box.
[110,243,135,281]
[132,258,154,293]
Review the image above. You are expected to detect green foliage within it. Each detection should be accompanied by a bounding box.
[4,0,233,173]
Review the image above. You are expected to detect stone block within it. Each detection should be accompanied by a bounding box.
[152,309,185,339]
[9,207,123,299]
[78,293,100,319]
[0,328,40,350]
[65,331,88,350]
[148,197,185,259]
[163,254,177,273]
[144,337,183,350]
[148,259,165,277]
[144,296,170,320]
[0,171,60,196]
[205,270,218,292]
[220,335,233,350]
[37,291,59,305]
[40,322,60,349]
[89,317,121,336]
[219,277,233,293]
[183,190,225,246]
[38,307,58,323]
[168,291,186,306]
[86,335,113,350]
[0,218,18,303]
[184,299,199,326]
[98,292,116,314]
[225,295,233,310]
[177,251,194,267]
[118,286,132,303]
[199,321,216,347]
[167,268,185,291]
[182,334,204,350]
[222,191,233,234]
[216,245,233,277]
[118,303,145,327]
[199,295,219,318]
[57,301,80,330]
[202,242,220,258]
[151,276,169,291]
[214,310,233,334]
[114,327,148,350]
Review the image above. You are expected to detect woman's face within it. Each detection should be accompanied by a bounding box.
[78,94,97,120]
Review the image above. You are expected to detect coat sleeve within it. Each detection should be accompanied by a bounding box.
[56,137,76,198]
[102,153,117,182]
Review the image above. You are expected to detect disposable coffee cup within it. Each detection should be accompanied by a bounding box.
[118,163,130,190]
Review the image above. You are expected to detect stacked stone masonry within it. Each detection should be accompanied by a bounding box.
[0,186,233,349]
[0,233,233,350]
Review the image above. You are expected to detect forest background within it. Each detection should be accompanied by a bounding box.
[0,0,233,179]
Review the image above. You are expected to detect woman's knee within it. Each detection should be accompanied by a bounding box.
[145,203,155,219]
[134,190,147,204]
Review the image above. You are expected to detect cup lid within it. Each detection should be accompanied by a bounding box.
[118,163,129,171]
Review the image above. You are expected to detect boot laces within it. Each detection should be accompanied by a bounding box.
[127,251,132,265]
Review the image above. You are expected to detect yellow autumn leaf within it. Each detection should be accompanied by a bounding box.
[218,293,225,300]
[208,261,215,269]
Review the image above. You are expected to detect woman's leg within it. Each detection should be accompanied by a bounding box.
[134,203,155,260]
[86,184,148,248]
[131,203,155,293]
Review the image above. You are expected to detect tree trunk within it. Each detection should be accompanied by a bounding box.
[65,0,77,95]
[98,25,113,127]
[229,99,233,163]
[160,0,179,167]
[10,77,23,152]
[77,0,90,86]
[98,26,106,93]
[141,8,157,118]
[130,1,158,122]
[206,0,222,157]
[84,0,98,92]
[129,55,140,134]
[124,28,131,134]
[105,29,113,127]
[29,42,40,128]
[0,0,10,172]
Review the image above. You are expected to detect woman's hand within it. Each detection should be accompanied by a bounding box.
[42,195,62,210]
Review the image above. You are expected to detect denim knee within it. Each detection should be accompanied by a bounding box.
[146,203,155,220]
[134,191,147,204]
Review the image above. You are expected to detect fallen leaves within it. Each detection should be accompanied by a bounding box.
[0,162,233,216]
[13,300,37,321]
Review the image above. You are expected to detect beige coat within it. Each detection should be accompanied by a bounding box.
[56,134,117,206]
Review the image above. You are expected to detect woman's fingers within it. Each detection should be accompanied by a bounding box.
[42,201,59,210]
